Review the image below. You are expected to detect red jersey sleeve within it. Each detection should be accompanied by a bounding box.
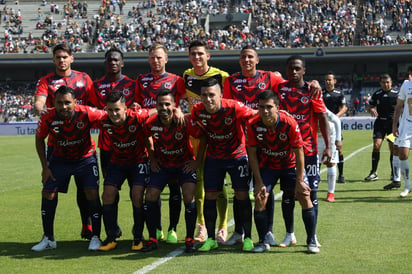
[222,77,232,99]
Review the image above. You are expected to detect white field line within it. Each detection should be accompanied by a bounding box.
[134,144,372,274]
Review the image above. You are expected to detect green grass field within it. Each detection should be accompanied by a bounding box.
[0,131,411,273]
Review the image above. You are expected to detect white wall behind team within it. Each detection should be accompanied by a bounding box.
[0,123,100,135]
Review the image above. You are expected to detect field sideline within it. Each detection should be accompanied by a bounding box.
[0,131,411,273]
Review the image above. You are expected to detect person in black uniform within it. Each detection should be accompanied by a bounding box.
[323,71,348,183]
[364,73,399,181]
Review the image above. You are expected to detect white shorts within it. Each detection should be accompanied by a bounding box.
[394,136,412,149]
[318,122,338,164]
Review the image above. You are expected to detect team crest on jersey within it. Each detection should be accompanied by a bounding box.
[129,125,136,132]
[76,81,85,88]
[123,89,130,96]
[301,97,309,104]
[279,133,287,141]
[225,117,233,125]
[258,83,266,90]
[175,132,183,140]
[164,82,172,89]
[77,122,85,129]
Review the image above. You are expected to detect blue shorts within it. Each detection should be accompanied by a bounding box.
[259,167,309,193]
[204,156,250,192]
[148,165,197,190]
[43,154,100,193]
[104,161,149,190]
[304,155,320,191]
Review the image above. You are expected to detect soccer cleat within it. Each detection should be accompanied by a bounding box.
[326,192,335,202]
[184,238,196,253]
[338,175,345,184]
[242,237,254,252]
[400,188,411,198]
[98,239,117,251]
[131,239,144,251]
[222,232,244,246]
[314,234,322,248]
[31,236,57,251]
[88,236,102,251]
[364,171,378,181]
[216,228,227,244]
[307,243,320,254]
[383,181,401,190]
[198,238,218,252]
[264,231,277,246]
[166,230,178,244]
[194,224,207,242]
[141,238,158,252]
[253,242,270,253]
[279,233,297,247]
[156,229,164,241]
[81,224,93,240]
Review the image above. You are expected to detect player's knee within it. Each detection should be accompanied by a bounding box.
[234,191,249,201]
[145,188,160,202]
[102,189,117,204]
[42,192,56,200]
[84,189,99,200]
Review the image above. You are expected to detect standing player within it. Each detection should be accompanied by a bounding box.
[183,40,229,243]
[96,91,152,251]
[222,45,284,246]
[246,90,318,253]
[142,90,206,253]
[192,78,257,252]
[364,74,398,182]
[392,67,412,198]
[88,47,137,240]
[318,109,342,202]
[32,86,103,251]
[323,71,348,183]
[136,43,186,243]
[34,43,95,240]
[277,55,331,251]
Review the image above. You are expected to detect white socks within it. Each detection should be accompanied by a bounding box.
[327,165,337,193]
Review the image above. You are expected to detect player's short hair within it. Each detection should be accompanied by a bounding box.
[241,45,257,54]
[55,85,75,98]
[149,43,168,54]
[105,46,123,59]
[106,91,126,104]
[407,66,412,73]
[189,40,209,52]
[156,88,175,103]
[201,77,220,89]
[257,90,280,106]
[380,73,391,81]
[53,43,72,56]
[286,55,305,67]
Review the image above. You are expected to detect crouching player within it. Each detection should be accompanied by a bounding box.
[32,86,104,251]
[97,91,152,251]
[142,90,205,253]
[246,90,318,254]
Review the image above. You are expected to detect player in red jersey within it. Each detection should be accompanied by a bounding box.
[191,78,258,252]
[96,91,153,251]
[89,47,138,241]
[246,90,317,253]
[222,45,284,246]
[142,90,206,253]
[276,55,331,253]
[136,43,186,243]
[32,86,104,252]
[34,43,95,240]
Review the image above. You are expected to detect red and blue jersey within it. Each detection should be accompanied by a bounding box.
[191,99,255,159]
[36,105,105,159]
[97,108,149,165]
[136,72,185,108]
[144,115,203,167]
[89,75,137,151]
[246,110,303,169]
[35,70,93,107]
[223,70,284,109]
[277,81,326,156]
